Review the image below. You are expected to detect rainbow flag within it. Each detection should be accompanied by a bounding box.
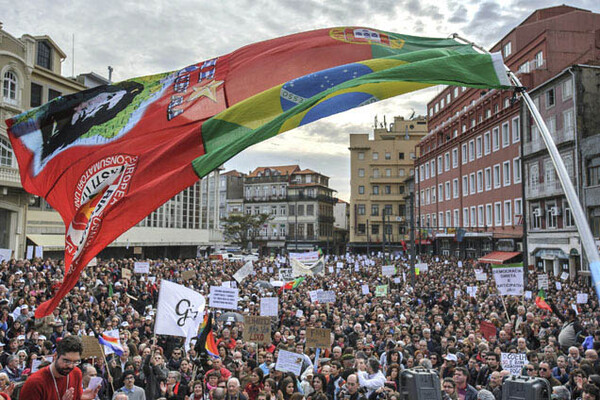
[98,333,124,356]
[196,312,219,358]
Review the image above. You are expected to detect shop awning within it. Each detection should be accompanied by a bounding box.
[26,234,65,251]
[534,249,569,260]
[478,251,521,264]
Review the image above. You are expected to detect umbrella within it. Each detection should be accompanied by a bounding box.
[255,281,274,289]
[217,312,244,323]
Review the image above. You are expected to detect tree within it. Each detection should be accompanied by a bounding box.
[221,213,272,251]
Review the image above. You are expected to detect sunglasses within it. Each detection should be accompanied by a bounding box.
[539,368,548,371]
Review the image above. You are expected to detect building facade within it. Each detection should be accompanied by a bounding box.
[523,65,600,277]
[219,170,245,225]
[333,199,350,255]
[348,116,427,252]
[415,5,600,260]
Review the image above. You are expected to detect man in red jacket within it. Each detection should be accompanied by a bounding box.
[20,335,100,400]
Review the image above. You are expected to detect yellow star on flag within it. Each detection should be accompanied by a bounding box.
[188,80,224,103]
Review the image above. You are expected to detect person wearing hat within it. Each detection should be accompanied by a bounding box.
[113,369,146,399]
[50,320,66,345]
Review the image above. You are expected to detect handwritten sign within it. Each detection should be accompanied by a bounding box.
[209,286,239,310]
[260,297,279,317]
[0,249,11,263]
[317,290,336,304]
[475,270,487,281]
[382,265,395,277]
[501,353,527,376]
[81,335,104,358]
[537,274,549,290]
[243,316,272,344]
[134,261,150,274]
[306,328,331,348]
[275,349,304,376]
[492,264,524,296]
[121,268,132,280]
[181,270,196,281]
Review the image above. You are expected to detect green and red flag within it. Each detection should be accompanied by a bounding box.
[278,277,305,294]
[6,27,513,317]
[536,289,552,312]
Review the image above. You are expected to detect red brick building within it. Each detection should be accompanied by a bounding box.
[414,5,600,259]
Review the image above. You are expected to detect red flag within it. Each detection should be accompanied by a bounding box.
[535,289,552,312]
[479,320,497,341]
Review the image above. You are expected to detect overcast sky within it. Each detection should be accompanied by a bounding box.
[3,0,598,201]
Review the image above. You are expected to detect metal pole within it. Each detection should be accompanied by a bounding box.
[295,198,298,251]
[509,71,600,297]
[367,219,370,255]
[409,193,416,287]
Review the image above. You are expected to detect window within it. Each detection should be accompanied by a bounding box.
[437,156,443,174]
[463,208,469,227]
[453,209,459,228]
[563,200,574,227]
[564,110,574,135]
[424,163,429,179]
[514,199,522,224]
[545,88,555,108]
[504,201,512,226]
[468,140,475,161]
[531,204,542,229]
[535,51,544,69]
[48,88,61,101]
[478,205,484,227]
[485,167,491,191]
[373,185,379,195]
[371,205,379,216]
[453,178,458,198]
[358,168,365,177]
[469,173,475,194]
[518,61,530,74]
[476,136,482,158]
[298,205,304,216]
[503,42,512,57]
[454,87,459,98]
[410,152,415,159]
[385,168,392,177]
[493,164,501,188]
[445,181,451,200]
[462,175,468,196]
[358,152,365,160]
[418,166,423,181]
[398,152,405,160]
[399,168,405,177]
[492,127,500,151]
[426,188,430,205]
[2,71,17,103]
[503,161,511,186]
[385,152,391,160]
[438,184,444,202]
[461,143,467,164]
[512,117,520,143]
[385,185,391,195]
[546,202,557,229]
[477,170,483,192]
[446,211,451,228]
[358,185,365,194]
[431,160,436,177]
[357,204,365,215]
[357,223,366,234]
[372,152,379,160]
[484,131,491,154]
[494,202,502,226]
[452,148,458,168]
[470,207,476,228]
[0,136,13,167]
[37,41,52,69]
[544,159,555,184]
[439,212,444,228]
[432,187,436,203]
[513,158,521,183]
[486,204,493,226]
[444,152,450,171]
[530,164,539,190]
[31,82,43,107]
[502,122,510,147]
[372,224,379,235]
[563,78,573,100]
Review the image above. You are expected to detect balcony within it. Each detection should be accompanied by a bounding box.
[526,180,565,199]
[244,195,287,203]
[0,166,22,188]
[370,194,406,201]
[287,194,336,203]
[369,175,400,183]
[287,235,319,241]
[245,176,289,184]
[318,215,335,223]
[256,235,287,241]
[524,127,574,155]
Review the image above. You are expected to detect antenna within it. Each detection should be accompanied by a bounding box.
[108,66,113,84]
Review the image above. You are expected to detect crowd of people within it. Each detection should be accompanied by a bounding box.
[0,252,598,399]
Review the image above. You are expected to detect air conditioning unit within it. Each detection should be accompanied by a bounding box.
[533,208,544,217]
[551,206,562,216]
[516,242,523,252]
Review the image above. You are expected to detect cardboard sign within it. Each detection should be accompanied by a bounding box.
[181,270,196,281]
[275,349,304,376]
[121,268,132,280]
[243,316,272,344]
[260,297,279,317]
[306,328,331,348]
[209,286,239,310]
[134,261,150,274]
[537,274,549,290]
[501,353,527,376]
[382,265,395,277]
[81,336,104,358]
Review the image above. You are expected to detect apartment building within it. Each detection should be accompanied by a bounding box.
[349,116,427,252]
[415,5,600,261]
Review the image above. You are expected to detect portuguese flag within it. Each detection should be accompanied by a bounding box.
[279,277,305,294]
[7,27,512,317]
[535,289,552,312]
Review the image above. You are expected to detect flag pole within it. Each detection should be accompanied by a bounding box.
[450,32,600,300]
[100,347,116,394]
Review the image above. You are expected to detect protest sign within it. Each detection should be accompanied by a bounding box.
[393,277,401,284]
[577,293,589,304]
[233,261,253,284]
[317,290,336,303]
[81,336,104,359]
[375,285,388,297]
[537,274,549,290]
[561,271,569,280]
[0,249,11,262]
[501,353,527,376]
[475,270,487,281]
[155,280,205,337]
[121,268,132,280]
[467,286,478,297]
[524,291,532,299]
[361,285,370,295]
[492,264,524,296]
[209,286,239,310]
[181,270,196,281]
[134,261,150,274]
[289,251,320,264]
[262,267,268,274]
[279,268,293,281]
[243,316,272,344]
[336,262,344,269]
[556,281,562,290]
[415,263,428,272]
[275,350,304,376]
[26,246,33,259]
[328,266,334,273]
[260,297,279,317]
[35,246,43,258]
[306,328,331,348]
[382,265,395,277]
[458,261,463,268]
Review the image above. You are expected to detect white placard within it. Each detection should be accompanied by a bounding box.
[35,246,43,258]
[209,286,239,310]
[524,291,532,299]
[87,257,98,267]
[295,309,303,318]
[289,251,320,264]
[148,276,156,284]
[233,261,254,283]
[493,265,524,296]
[262,267,268,274]
[0,249,12,262]
[393,277,401,284]
[475,272,488,281]
[260,297,279,317]
[467,286,478,297]
[336,262,344,269]
[382,265,395,277]
[317,290,336,304]
[309,290,319,302]
[572,304,579,315]
[556,281,562,290]
[155,280,205,337]
[501,353,527,376]
[134,261,150,274]
[87,376,103,391]
[537,274,549,290]
[26,246,34,260]
[222,281,231,288]
[561,271,569,280]
[577,293,589,304]
[454,289,461,298]
[415,263,428,272]
[328,266,334,273]
[361,285,370,295]
[458,261,463,268]
[268,267,274,273]
[279,268,294,281]
[31,358,43,373]
[275,350,304,376]
[101,329,121,356]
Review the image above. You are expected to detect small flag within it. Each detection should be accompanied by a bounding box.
[535,289,552,312]
[98,334,124,356]
[278,277,305,294]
